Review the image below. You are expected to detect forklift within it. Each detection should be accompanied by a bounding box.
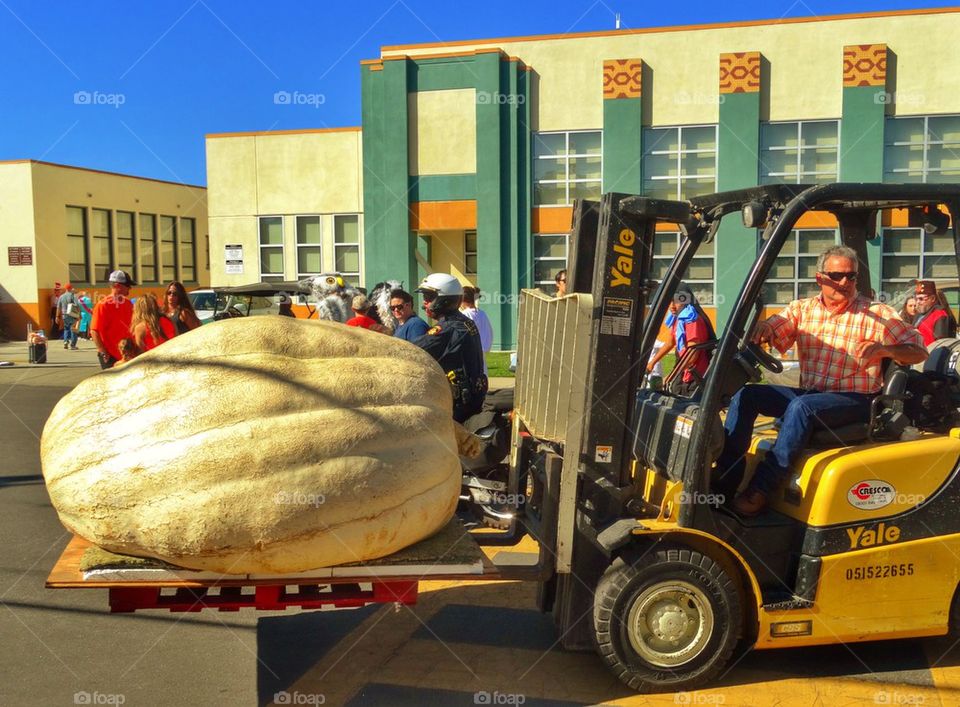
[508,182,960,692]
[47,183,960,694]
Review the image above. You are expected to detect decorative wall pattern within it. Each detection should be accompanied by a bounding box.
[602,59,642,99]
[719,52,761,94]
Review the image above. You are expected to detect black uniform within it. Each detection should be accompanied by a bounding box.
[414,310,488,423]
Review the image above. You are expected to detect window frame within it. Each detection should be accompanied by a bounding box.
[880,226,955,305]
[116,210,136,276]
[652,230,717,305]
[91,207,114,284]
[159,215,178,283]
[180,216,197,283]
[464,230,478,275]
[333,213,362,287]
[532,232,569,293]
[642,124,718,201]
[66,205,89,284]
[258,215,286,282]
[295,215,323,280]
[884,114,960,183]
[138,213,158,284]
[533,129,603,207]
[759,119,840,184]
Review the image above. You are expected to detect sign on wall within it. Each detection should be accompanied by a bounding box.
[224,244,243,275]
[7,247,33,266]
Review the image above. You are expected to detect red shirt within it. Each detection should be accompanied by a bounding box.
[679,317,711,383]
[90,295,134,361]
[141,316,177,351]
[346,314,380,330]
[763,295,922,394]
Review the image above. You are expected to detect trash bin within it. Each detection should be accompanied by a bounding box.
[29,341,47,364]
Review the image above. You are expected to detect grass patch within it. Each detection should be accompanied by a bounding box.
[487,351,514,378]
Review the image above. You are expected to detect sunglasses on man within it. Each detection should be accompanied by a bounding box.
[820,270,858,282]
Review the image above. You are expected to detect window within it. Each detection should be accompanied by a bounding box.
[763,229,838,304]
[651,231,715,304]
[760,121,839,184]
[333,214,361,286]
[160,216,177,282]
[885,115,960,183]
[464,230,478,275]
[533,233,568,293]
[180,217,196,282]
[296,216,322,278]
[66,206,88,283]
[642,125,717,200]
[91,208,112,283]
[880,227,955,305]
[259,216,284,282]
[117,211,135,275]
[533,130,602,206]
[139,214,157,283]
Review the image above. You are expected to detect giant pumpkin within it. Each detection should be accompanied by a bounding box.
[41,317,462,574]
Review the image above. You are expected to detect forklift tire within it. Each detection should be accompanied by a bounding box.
[593,544,742,693]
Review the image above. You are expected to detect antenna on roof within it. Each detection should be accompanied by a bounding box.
[615,13,621,29]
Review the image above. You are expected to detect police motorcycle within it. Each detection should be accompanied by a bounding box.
[459,388,518,531]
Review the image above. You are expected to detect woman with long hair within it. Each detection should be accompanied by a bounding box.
[899,295,917,322]
[162,281,201,334]
[131,294,176,352]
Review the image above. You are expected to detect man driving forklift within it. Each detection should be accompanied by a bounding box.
[718,245,929,516]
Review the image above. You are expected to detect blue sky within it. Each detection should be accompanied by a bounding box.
[0,0,950,185]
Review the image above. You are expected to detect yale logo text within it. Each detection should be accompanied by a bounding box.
[847,522,901,549]
[610,228,635,288]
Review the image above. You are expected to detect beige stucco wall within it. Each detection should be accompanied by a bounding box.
[408,89,477,175]
[423,229,476,284]
[0,163,38,304]
[385,11,960,128]
[205,130,364,286]
[30,162,209,288]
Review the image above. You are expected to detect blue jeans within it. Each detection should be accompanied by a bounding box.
[62,316,78,347]
[719,384,873,494]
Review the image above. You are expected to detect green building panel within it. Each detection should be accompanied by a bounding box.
[715,90,762,326]
[602,97,642,194]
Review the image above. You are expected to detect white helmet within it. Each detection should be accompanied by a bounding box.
[417,273,463,297]
[416,273,463,317]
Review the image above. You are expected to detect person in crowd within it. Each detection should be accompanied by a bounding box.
[131,294,176,352]
[345,294,386,332]
[77,290,93,339]
[647,338,666,390]
[91,270,135,369]
[646,283,716,395]
[56,283,81,350]
[913,280,957,345]
[414,273,488,422]
[899,295,917,322]
[718,246,927,516]
[555,270,567,297]
[112,338,137,368]
[161,281,201,334]
[49,282,62,340]
[460,286,493,374]
[390,288,430,342]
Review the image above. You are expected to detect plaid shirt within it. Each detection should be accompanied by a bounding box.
[763,295,923,394]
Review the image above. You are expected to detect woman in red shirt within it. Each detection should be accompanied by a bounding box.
[131,295,177,353]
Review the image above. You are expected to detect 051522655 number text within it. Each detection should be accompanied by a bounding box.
[845,563,914,581]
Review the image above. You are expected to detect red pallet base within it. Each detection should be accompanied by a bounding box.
[108,581,419,613]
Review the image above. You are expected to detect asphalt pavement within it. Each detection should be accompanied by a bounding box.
[1,340,959,706]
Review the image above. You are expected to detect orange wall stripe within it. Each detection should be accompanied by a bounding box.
[532,207,574,233]
[411,200,478,231]
[794,211,839,228]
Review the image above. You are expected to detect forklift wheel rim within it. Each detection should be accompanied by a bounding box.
[626,580,714,667]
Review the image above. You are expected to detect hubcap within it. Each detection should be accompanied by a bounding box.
[626,580,714,667]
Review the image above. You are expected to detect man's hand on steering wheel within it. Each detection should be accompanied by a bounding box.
[751,319,774,346]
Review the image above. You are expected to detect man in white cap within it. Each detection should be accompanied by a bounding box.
[91,270,135,369]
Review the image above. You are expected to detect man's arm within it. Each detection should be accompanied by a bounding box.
[933,313,953,340]
[752,302,799,354]
[856,341,928,366]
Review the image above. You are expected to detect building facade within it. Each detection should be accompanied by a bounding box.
[206,8,960,349]
[0,160,209,339]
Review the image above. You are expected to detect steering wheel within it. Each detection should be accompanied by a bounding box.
[226,305,244,318]
[744,342,783,374]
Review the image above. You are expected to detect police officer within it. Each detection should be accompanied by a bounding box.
[414,273,488,423]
